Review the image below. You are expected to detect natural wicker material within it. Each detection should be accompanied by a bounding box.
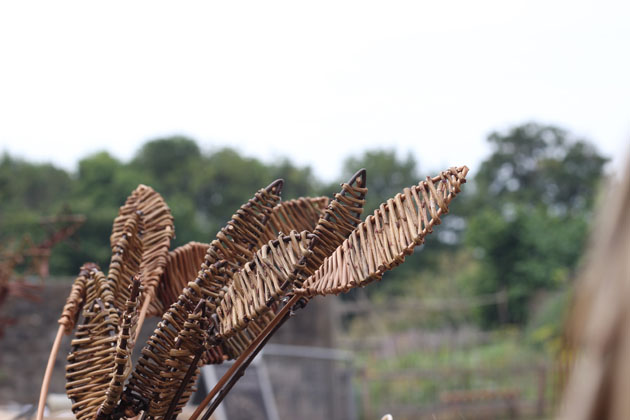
[121,181,283,417]
[296,166,469,296]
[65,267,119,420]
[96,279,142,420]
[189,168,469,420]
[302,170,367,280]
[127,176,366,420]
[58,263,101,334]
[153,242,210,315]
[216,231,315,337]
[215,174,366,360]
[115,185,174,318]
[50,185,173,420]
[153,302,210,419]
[258,196,330,245]
[42,164,470,420]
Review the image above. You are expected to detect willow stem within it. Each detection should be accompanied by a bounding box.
[36,324,65,420]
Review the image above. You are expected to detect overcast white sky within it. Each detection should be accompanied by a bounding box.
[0,1,628,181]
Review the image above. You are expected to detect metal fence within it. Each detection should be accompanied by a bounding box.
[196,344,356,420]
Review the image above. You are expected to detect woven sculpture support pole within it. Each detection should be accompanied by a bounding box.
[188,295,302,420]
[36,324,65,420]
[162,352,202,420]
[134,289,153,341]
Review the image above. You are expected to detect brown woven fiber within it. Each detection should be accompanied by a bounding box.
[124,178,364,419]
[296,166,468,297]
[59,185,173,420]
[121,181,283,417]
[189,167,469,420]
[153,242,210,315]
[107,211,144,312]
[96,279,142,420]
[302,169,367,280]
[217,172,366,360]
[166,177,367,418]
[216,231,315,338]
[219,312,275,360]
[65,268,119,420]
[58,262,101,334]
[153,303,210,419]
[47,165,473,420]
[258,196,330,245]
[115,185,174,317]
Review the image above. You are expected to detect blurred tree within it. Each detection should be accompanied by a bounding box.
[132,136,202,197]
[192,148,275,235]
[0,153,72,214]
[473,123,607,213]
[465,123,608,326]
[0,154,73,248]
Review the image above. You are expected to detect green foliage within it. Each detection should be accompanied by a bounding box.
[0,138,328,274]
[464,122,607,326]
[473,123,607,213]
[0,123,608,335]
[0,153,72,214]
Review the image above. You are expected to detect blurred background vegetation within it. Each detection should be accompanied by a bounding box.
[0,121,610,417]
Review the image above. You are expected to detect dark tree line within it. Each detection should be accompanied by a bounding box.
[0,122,608,326]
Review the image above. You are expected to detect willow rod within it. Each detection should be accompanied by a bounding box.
[188,294,301,420]
[36,324,65,420]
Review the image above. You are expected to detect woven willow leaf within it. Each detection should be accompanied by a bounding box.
[117,185,175,317]
[296,166,469,297]
[217,230,315,338]
[64,211,142,420]
[257,196,330,245]
[122,181,282,417]
[153,242,210,314]
[62,185,174,420]
[107,211,144,311]
[303,169,367,280]
[65,268,119,420]
[58,263,101,334]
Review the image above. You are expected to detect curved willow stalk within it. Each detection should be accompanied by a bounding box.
[121,180,283,417]
[295,166,469,296]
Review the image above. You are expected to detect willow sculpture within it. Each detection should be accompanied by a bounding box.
[38,165,469,420]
